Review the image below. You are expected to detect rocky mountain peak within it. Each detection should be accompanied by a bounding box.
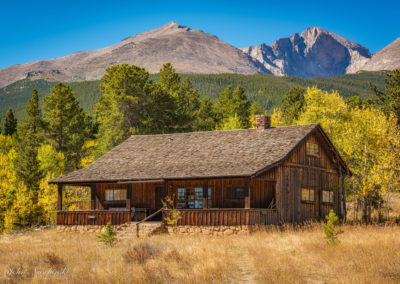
[241,27,372,77]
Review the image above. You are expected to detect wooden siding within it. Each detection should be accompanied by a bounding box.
[259,131,344,223]
[164,209,279,226]
[96,182,163,212]
[167,178,275,209]
[57,210,130,225]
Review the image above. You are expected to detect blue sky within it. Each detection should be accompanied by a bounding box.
[1,0,399,69]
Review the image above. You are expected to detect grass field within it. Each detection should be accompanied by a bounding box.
[1,224,399,283]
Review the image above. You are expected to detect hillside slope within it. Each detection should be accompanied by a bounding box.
[356,37,400,72]
[0,71,386,121]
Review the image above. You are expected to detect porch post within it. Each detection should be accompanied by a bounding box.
[90,183,96,210]
[244,178,250,209]
[126,184,132,210]
[202,180,208,209]
[57,184,63,211]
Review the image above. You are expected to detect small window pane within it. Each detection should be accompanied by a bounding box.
[307,142,319,156]
[322,191,329,202]
[106,190,113,201]
[322,190,334,203]
[195,188,203,199]
[302,189,309,201]
[105,189,126,201]
[302,188,315,202]
[309,189,315,201]
[177,188,185,200]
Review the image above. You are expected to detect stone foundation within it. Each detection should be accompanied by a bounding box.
[166,225,273,235]
[57,225,118,233]
[56,222,165,237]
[57,223,276,236]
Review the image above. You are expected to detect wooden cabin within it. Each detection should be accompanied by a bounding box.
[50,115,349,227]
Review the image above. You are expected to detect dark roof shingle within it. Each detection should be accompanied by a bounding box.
[50,124,319,184]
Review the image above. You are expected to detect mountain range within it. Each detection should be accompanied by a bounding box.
[0,22,398,88]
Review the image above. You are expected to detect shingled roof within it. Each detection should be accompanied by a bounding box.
[50,124,331,184]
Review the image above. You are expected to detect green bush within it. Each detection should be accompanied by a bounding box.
[323,210,343,244]
[97,222,118,247]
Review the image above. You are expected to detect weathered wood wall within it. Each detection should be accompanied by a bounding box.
[167,178,275,209]
[95,182,163,212]
[259,131,345,223]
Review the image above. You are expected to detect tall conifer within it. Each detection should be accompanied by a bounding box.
[4,109,17,136]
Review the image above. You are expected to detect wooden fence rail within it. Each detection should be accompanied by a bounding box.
[163,209,279,226]
[57,210,131,225]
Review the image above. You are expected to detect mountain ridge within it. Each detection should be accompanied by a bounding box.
[0,22,268,88]
[0,22,398,88]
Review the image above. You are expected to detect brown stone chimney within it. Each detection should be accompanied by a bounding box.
[255,114,271,130]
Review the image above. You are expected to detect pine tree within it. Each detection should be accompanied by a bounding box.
[95,64,151,155]
[194,98,217,131]
[159,63,180,92]
[43,83,91,171]
[159,63,201,132]
[14,88,45,206]
[280,87,305,125]
[371,69,400,124]
[174,77,201,131]
[4,109,17,136]
[214,85,251,129]
[214,85,234,124]
[232,85,251,128]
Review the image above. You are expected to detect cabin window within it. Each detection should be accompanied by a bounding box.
[322,190,334,203]
[227,187,246,199]
[177,187,209,209]
[306,142,319,157]
[301,188,315,202]
[105,189,127,201]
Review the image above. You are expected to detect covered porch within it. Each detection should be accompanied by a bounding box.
[56,177,279,226]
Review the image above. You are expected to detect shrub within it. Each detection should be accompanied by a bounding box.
[97,222,118,247]
[43,252,66,269]
[123,242,160,264]
[162,196,182,232]
[323,210,343,244]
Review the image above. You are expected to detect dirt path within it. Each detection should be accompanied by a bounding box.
[231,246,258,283]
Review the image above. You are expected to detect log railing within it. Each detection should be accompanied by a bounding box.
[136,206,166,237]
[57,210,131,225]
[162,208,279,226]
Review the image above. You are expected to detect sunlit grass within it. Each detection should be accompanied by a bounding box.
[0,224,399,283]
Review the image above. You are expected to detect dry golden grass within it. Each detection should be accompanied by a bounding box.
[0,224,400,283]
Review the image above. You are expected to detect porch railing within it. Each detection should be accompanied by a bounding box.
[57,210,131,225]
[162,208,279,226]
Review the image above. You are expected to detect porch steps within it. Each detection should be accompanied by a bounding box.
[116,222,165,238]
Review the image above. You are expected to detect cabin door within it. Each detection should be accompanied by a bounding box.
[155,186,165,210]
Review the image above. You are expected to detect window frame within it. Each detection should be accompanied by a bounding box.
[177,187,208,209]
[226,187,246,200]
[301,188,315,203]
[322,190,335,204]
[306,142,320,157]
[105,188,127,201]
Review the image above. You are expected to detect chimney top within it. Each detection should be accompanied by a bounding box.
[255,114,271,130]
